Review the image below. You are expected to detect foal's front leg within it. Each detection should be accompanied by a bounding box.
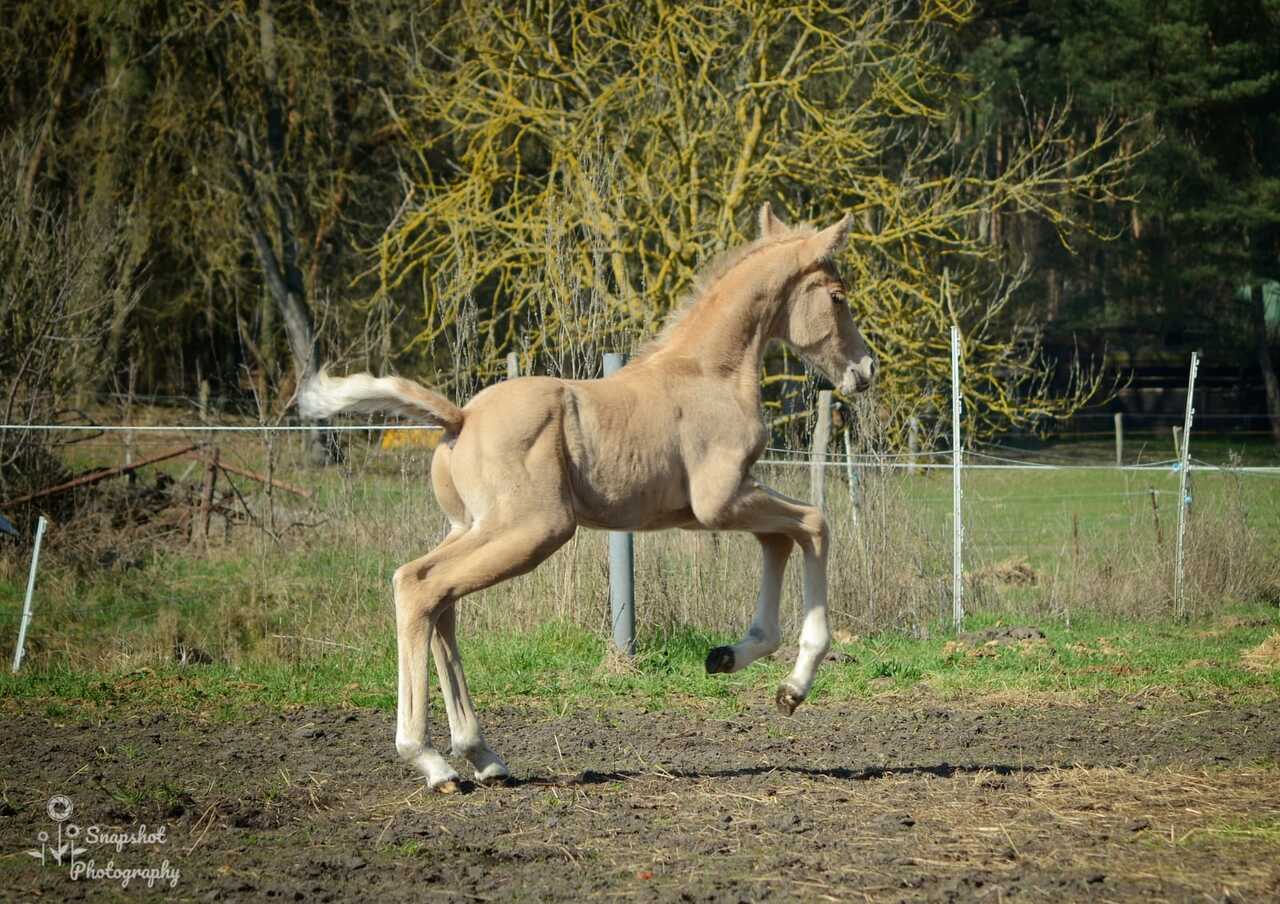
[703,482,832,714]
[777,509,831,714]
[705,532,792,674]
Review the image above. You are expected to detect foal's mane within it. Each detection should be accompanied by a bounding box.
[635,223,817,360]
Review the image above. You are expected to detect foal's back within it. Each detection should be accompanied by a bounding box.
[448,366,733,532]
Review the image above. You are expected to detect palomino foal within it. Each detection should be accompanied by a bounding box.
[300,204,876,791]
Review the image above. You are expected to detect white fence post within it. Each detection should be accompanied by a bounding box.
[810,389,832,508]
[843,428,860,528]
[603,353,635,654]
[1114,412,1123,467]
[11,516,48,673]
[506,352,519,380]
[1173,352,1199,619]
[908,415,920,476]
[950,325,964,632]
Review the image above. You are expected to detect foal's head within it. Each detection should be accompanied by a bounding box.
[760,204,876,395]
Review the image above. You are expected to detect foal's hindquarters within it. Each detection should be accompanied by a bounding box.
[392,379,577,789]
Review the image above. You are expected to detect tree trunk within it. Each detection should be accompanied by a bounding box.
[227,0,333,463]
[94,23,150,385]
[1251,283,1280,447]
[21,25,77,217]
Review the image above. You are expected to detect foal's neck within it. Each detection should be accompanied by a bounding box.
[657,285,780,397]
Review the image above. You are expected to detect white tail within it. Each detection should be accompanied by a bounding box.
[297,369,465,435]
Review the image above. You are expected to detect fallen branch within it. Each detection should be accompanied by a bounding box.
[270,633,366,653]
[0,444,200,509]
[188,452,313,499]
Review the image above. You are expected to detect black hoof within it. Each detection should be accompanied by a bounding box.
[705,646,735,674]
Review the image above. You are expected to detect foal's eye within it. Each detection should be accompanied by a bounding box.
[830,290,846,304]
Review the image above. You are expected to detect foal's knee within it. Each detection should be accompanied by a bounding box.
[799,509,830,560]
[746,621,782,654]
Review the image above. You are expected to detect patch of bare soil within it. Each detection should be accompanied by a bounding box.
[2,699,1278,902]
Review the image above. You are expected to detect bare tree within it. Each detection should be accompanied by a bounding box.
[383,0,1138,445]
[0,133,133,497]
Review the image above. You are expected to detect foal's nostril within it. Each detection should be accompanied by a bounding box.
[860,358,880,389]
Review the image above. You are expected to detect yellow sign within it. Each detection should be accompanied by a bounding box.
[380,427,445,451]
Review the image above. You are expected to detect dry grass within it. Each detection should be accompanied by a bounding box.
[1242,634,1280,674]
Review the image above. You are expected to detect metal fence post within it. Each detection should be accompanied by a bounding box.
[12,516,48,673]
[843,428,860,528]
[603,353,635,654]
[1114,412,1124,467]
[950,325,964,632]
[1173,352,1199,619]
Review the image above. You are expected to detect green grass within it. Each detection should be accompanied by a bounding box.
[1176,819,1280,846]
[1026,431,1280,468]
[3,419,1277,715]
[3,605,1275,717]
[897,465,1280,573]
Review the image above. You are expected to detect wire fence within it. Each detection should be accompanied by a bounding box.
[1,364,1279,672]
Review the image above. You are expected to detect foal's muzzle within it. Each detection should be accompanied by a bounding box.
[840,357,877,395]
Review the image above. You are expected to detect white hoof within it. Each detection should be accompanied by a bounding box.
[400,740,461,789]
[473,758,510,785]
[775,682,806,715]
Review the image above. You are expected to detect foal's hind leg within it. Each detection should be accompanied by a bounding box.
[430,603,509,784]
[705,532,792,674]
[394,544,460,790]
[393,518,574,790]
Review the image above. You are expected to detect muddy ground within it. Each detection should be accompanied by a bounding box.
[2,696,1278,902]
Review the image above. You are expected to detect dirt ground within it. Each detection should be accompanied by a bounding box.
[2,696,1279,902]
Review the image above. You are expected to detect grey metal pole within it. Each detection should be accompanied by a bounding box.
[1173,352,1199,619]
[603,352,635,655]
[950,325,964,632]
[12,516,48,673]
[843,428,860,528]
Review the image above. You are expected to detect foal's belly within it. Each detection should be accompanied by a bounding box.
[560,391,695,530]
[566,450,694,531]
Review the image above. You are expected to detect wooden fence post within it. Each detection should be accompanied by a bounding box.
[195,447,220,548]
[908,415,920,476]
[810,389,832,507]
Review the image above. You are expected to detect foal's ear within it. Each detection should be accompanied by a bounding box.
[759,202,787,238]
[810,213,853,261]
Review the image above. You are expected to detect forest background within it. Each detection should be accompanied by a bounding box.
[3,0,1279,480]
